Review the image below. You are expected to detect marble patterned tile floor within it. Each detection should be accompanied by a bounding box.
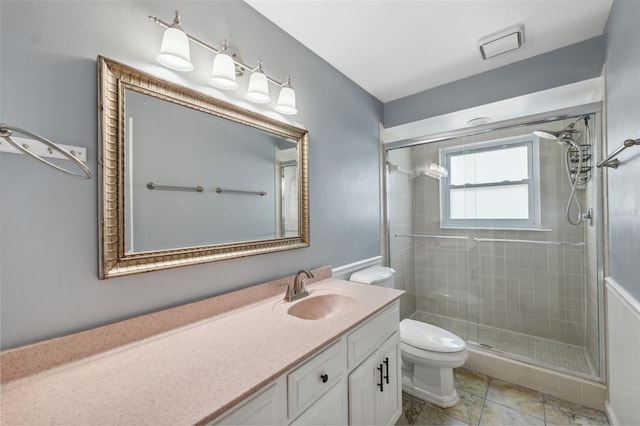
[396,369,609,426]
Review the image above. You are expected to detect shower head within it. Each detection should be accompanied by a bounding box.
[533,129,561,140]
[533,128,581,148]
[533,115,590,147]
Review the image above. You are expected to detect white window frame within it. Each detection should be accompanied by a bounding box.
[439,135,542,230]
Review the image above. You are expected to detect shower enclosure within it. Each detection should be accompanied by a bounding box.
[385,108,604,381]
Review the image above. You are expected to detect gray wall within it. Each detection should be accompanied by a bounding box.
[0,1,382,350]
[604,0,640,301]
[384,37,604,129]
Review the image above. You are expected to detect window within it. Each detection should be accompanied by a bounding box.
[440,135,541,229]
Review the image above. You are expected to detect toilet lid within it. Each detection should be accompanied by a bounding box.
[400,319,466,353]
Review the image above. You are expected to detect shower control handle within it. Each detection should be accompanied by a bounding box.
[377,364,384,392]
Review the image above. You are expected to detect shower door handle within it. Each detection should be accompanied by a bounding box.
[377,363,384,392]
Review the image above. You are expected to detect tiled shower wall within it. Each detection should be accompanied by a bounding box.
[387,148,416,320]
[409,119,590,346]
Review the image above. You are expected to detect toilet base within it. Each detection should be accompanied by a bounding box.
[402,376,460,408]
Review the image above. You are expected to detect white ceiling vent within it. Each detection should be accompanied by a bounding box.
[478,26,524,60]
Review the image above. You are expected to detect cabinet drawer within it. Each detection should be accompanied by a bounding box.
[347,301,399,370]
[287,338,347,419]
[290,379,347,425]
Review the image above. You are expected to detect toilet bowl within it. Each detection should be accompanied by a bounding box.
[400,319,468,407]
[349,266,468,408]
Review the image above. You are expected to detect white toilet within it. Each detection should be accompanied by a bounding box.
[349,266,468,408]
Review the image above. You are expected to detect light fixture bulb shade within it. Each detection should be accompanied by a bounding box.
[209,53,239,90]
[275,86,297,115]
[156,27,193,72]
[246,72,271,103]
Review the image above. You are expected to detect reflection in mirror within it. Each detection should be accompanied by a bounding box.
[98,57,309,278]
[124,89,299,253]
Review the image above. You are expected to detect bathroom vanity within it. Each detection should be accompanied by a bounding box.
[0,268,403,425]
[212,301,401,425]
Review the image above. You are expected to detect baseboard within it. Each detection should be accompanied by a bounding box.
[604,401,618,426]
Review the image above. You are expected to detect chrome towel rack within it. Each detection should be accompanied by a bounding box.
[597,138,640,169]
[146,182,204,192]
[474,237,584,247]
[215,187,266,196]
[0,123,92,179]
[394,234,469,240]
[145,183,266,196]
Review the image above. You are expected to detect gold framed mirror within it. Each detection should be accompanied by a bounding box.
[98,57,309,279]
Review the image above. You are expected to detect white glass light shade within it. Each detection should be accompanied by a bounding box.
[275,86,297,115]
[245,72,271,103]
[156,27,193,72]
[209,53,239,90]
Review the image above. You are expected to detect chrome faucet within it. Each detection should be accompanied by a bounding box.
[294,269,313,297]
[281,269,314,302]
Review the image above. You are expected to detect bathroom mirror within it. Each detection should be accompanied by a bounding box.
[98,57,309,279]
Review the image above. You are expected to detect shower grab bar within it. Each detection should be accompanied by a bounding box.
[394,233,468,240]
[215,187,266,196]
[147,182,204,192]
[473,237,584,247]
[596,138,640,169]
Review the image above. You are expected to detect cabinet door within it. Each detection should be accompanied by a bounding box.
[348,351,378,426]
[290,379,348,426]
[210,378,285,425]
[348,332,402,426]
[377,332,402,426]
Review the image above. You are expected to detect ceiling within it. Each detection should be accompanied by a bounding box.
[245,0,613,103]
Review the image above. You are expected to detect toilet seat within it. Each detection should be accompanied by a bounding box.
[400,319,466,353]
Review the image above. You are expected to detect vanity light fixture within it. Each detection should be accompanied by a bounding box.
[275,77,297,115]
[245,60,271,103]
[210,40,239,90]
[155,11,194,72]
[150,11,298,115]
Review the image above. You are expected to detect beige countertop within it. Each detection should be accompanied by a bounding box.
[0,277,403,425]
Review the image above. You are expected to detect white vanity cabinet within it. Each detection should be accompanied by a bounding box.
[287,338,348,424]
[289,380,348,425]
[209,377,286,425]
[348,332,401,426]
[347,303,401,426]
[210,301,400,426]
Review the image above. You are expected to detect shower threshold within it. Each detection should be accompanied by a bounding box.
[410,311,598,379]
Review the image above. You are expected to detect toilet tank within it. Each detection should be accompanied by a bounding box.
[349,266,396,288]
